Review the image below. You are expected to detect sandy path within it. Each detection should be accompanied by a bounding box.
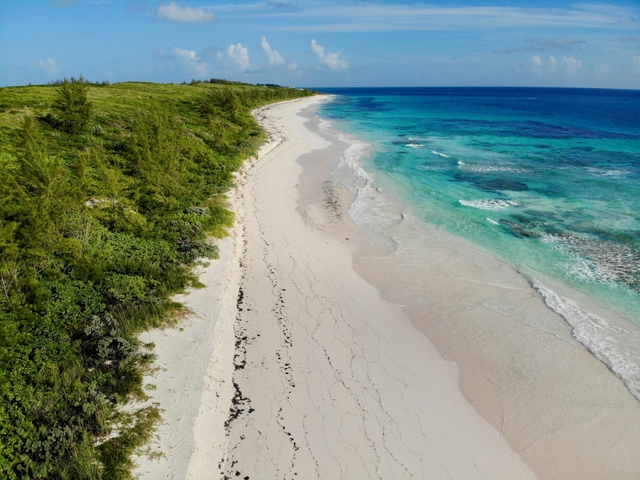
[206,97,537,479]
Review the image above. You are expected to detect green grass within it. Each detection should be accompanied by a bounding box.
[0,79,314,479]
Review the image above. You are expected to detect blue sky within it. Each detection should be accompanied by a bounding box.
[1,0,639,88]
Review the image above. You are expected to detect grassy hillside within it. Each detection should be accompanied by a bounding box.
[0,79,314,479]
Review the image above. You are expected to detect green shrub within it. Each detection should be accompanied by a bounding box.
[0,79,314,478]
[52,77,92,134]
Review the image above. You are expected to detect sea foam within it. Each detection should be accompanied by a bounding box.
[586,167,630,178]
[535,282,640,401]
[459,199,518,210]
[432,150,450,158]
[457,163,526,173]
[540,233,640,290]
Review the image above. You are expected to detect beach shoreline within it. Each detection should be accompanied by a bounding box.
[213,96,536,479]
[309,101,640,479]
[135,94,639,480]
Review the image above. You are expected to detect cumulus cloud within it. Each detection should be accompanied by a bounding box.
[287,62,299,71]
[562,56,582,74]
[173,47,207,75]
[38,58,60,74]
[225,43,250,71]
[529,55,582,76]
[260,36,285,66]
[158,2,215,23]
[310,39,349,71]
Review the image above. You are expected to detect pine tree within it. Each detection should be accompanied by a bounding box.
[53,77,92,134]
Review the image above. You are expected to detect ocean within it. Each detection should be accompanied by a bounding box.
[312,87,640,403]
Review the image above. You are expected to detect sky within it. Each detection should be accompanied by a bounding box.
[1,0,639,88]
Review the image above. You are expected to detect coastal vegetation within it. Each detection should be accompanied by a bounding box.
[0,78,313,479]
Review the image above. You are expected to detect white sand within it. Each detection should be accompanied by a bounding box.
[217,97,537,479]
[132,200,237,479]
[135,96,538,479]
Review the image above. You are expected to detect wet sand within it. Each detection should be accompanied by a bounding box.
[304,105,640,479]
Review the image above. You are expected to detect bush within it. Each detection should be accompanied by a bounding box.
[52,77,92,134]
[0,78,314,478]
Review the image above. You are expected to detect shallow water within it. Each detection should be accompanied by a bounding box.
[291,97,640,478]
[314,86,640,404]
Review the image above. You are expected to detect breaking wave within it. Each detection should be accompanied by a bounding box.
[535,282,640,402]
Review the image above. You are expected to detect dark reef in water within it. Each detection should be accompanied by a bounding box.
[453,172,529,192]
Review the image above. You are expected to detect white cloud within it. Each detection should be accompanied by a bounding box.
[561,56,582,75]
[310,39,349,71]
[530,55,582,76]
[158,2,215,24]
[260,36,285,66]
[37,58,59,75]
[173,47,207,76]
[287,62,298,71]
[265,4,640,33]
[226,43,250,71]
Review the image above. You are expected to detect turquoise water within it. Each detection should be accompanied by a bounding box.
[316,87,640,323]
[314,87,640,400]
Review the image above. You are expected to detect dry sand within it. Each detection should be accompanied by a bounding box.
[134,96,539,479]
[134,94,640,480]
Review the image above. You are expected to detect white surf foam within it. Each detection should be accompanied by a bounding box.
[487,218,500,225]
[459,199,519,211]
[586,167,630,178]
[457,163,526,173]
[432,150,450,158]
[316,116,371,184]
[317,118,333,134]
[415,165,447,172]
[539,233,640,288]
[342,142,372,183]
[405,143,424,148]
[535,282,640,401]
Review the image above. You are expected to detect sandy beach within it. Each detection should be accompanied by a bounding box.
[135,95,640,480]
[135,96,538,479]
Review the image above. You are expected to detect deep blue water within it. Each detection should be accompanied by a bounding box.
[314,87,640,321]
